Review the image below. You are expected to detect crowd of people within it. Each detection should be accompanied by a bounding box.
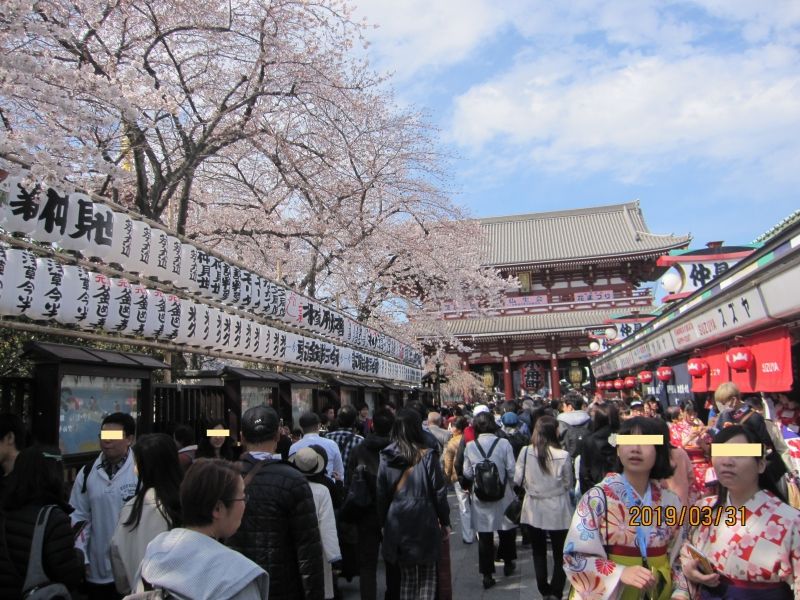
[1,382,799,599]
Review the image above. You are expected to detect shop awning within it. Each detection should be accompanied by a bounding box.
[731,327,793,393]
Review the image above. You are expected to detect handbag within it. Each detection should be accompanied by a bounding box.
[22,506,72,599]
[504,448,527,524]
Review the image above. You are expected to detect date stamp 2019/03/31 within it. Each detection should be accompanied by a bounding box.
[628,505,746,528]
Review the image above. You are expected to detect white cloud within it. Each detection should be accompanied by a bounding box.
[449,43,800,183]
[350,0,512,79]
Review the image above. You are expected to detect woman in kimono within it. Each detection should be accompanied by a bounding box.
[564,416,686,600]
[679,425,800,600]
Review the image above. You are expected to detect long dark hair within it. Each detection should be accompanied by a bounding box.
[532,416,560,475]
[711,425,786,511]
[591,402,620,433]
[391,409,426,466]
[1,446,66,511]
[196,418,234,460]
[123,433,182,530]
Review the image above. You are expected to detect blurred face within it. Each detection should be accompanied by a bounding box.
[325,408,335,421]
[0,432,15,462]
[100,423,133,463]
[360,407,369,418]
[215,476,247,539]
[712,433,765,495]
[617,433,657,476]
[209,424,226,449]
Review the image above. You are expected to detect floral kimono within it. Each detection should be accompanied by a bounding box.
[564,473,686,600]
[677,490,800,600]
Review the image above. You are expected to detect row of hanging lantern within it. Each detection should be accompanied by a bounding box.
[0,245,422,384]
[597,366,674,390]
[0,175,422,369]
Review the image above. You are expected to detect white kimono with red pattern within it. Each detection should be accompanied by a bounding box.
[675,490,800,599]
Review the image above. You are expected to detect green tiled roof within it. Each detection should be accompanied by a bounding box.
[479,201,691,267]
[445,308,637,337]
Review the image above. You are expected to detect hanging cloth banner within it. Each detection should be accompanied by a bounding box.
[730,327,793,393]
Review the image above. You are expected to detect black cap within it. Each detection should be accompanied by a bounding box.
[241,406,279,443]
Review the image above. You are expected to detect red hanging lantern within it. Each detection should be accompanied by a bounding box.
[687,358,709,378]
[596,381,606,390]
[656,366,673,382]
[726,346,754,372]
[624,376,637,389]
[614,378,624,390]
[637,370,653,384]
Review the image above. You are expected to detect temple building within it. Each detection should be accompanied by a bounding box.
[443,201,691,400]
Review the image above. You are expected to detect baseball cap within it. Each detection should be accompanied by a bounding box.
[241,406,279,442]
[501,412,519,427]
[472,404,490,416]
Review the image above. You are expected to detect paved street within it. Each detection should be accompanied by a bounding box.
[338,491,570,600]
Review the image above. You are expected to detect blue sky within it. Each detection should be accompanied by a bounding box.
[351,0,800,246]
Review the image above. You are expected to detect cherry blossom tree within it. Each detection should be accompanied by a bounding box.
[1,0,509,352]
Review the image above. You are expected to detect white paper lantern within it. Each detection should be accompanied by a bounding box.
[105,278,133,332]
[230,265,244,306]
[0,247,37,316]
[0,178,41,235]
[195,250,212,298]
[661,269,683,294]
[166,236,182,284]
[125,283,149,335]
[162,294,181,341]
[143,288,167,338]
[129,220,153,275]
[106,211,134,268]
[84,202,115,261]
[226,314,241,354]
[174,299,198,346]
[193,303,212,348]
[147,228,170,280]
[208,255,222,300]
[81,272,112,330]
[56,265,90,325]
[240,319,253,355]
[218,262,232,303]
[238,271,254,309]
[28,257,64,321]
[26,187,70,243]
[57,193,93,252]
[178,243,198,291]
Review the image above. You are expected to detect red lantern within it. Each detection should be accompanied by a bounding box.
[687,358,709,378]
[637,370,653,384]
[656,366,673,382]
[624,376,637,389]
[596,381,605,390]
[614,378,624,390]
[726,346,754,372]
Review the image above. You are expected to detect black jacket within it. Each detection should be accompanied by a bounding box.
[345,434,391,526]
[377,443,450,565]
[228,454,325,600]
[0,503,84,597]
[579,425,618,494]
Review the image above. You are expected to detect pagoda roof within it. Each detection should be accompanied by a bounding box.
[479,201,691,268]
[444,308,637,338]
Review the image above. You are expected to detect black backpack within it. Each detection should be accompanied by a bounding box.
[472,437,505,501]
[339,464,374,522]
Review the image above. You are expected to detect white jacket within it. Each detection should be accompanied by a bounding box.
[111,488,172,593]
[133,528,269,600]
[69,451,139,584]
[309,482,341,600]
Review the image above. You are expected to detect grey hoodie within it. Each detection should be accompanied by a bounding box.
[556,410,591,427]
[133,528,269,600]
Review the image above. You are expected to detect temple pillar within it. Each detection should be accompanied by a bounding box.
[503,355,513,400]
[550,352,560,400]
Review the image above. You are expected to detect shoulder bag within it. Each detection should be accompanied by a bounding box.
[504,447,527,524]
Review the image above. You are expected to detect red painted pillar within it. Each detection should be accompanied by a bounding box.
[503,356,513,400]
[461,357,470,372]
[551,353,560,400]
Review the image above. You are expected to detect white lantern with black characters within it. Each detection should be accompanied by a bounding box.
[57,265,91,325]
[81,272,112,330]
[0,248,37,316]
[28,257,63,321]
[105,278,134,332]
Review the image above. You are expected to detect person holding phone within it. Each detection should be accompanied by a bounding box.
[677,425,800,600]
[563,417,685,600]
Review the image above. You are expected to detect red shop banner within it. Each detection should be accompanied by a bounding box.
[690,344,729,394]
[730,326,793,393]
